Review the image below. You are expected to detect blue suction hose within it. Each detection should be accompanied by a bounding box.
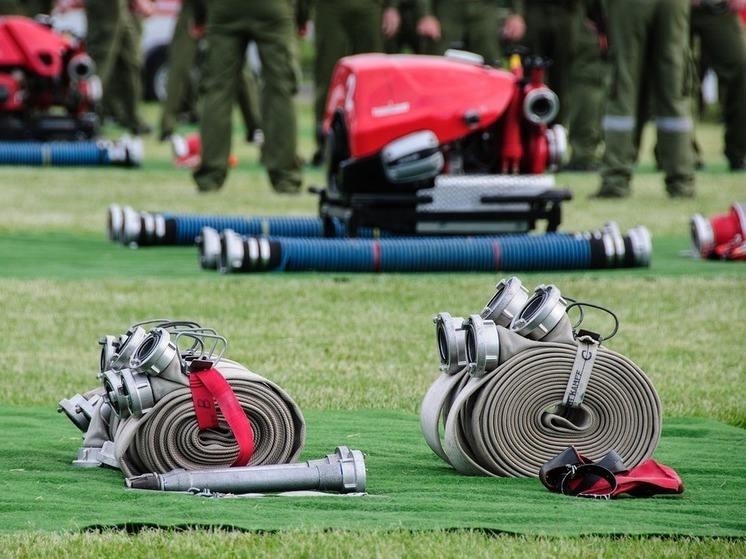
[0,138,140,167]
[110,206,383,246]
[211,223,651,273]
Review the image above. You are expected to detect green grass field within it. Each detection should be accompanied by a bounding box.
[0,94,744,558]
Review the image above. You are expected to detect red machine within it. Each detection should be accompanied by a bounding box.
[0,15,101,140]
[316,51,570,236]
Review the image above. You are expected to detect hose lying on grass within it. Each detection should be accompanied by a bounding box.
[0,137,141,167]
[420,277,662,477]
[59,320,305,477]
[199,222,650,273]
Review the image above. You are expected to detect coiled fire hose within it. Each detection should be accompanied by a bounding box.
[59,321,306,478]
[420,277,662,477]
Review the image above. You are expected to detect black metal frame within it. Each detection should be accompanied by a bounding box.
[315,187,572,238]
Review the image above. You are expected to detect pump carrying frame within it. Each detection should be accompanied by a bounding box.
[314,174,573,238]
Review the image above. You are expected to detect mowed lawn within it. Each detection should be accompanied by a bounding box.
[0,94,744,558]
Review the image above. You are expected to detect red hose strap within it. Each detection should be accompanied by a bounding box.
[540,446,684,499]
[189,367,255,466]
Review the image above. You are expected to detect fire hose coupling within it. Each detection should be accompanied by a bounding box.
[67,53,96,81]
[625,225,652,268]
[464,314,500,377]
[107,325,148,371]
[101,369,130,419]
[435,277,573,377]
[129,327,180,376]
[104,136,143,167]
[434,276,526,375]
[125,446,367,495]
[118,207,167,247]
[219,229,276,273]
[690,202,746,259]
[481,276,530,327]
[434,312,467,375]
[523,87,559,126]
[197,226,221,270]
[58,393,102,432]
[97,320,229,419]
[510,284,567,340]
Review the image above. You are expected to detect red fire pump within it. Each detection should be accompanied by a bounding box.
[0,15,101,140]
[314,51,571,236]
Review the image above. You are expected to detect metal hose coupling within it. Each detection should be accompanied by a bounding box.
[125,446,366,495]
[197,226,221,270]
[509,283,571,342]
[115,207,167,248]
[102,136,143,167]
[58,392,102,432]
[436,277,531,376]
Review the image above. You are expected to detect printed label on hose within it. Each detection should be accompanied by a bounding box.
[563,334,600,408]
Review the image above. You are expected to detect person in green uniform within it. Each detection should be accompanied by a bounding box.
[0,1,52,17]
[426,0,501,64]
[298,0,403,166]
[158,0,262,143]
[158,0,200,141]
[592,0,695,198]
[192,0,302,194]
[0,1,22,14]
[0,0,53,16]
[564,15,609,170]
[691,0,746,171]
[84,0,151,135]
[384,0,429,53]
[502,0,583,127]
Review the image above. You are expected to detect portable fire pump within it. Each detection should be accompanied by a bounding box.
[0,15,101,140]
[314,51,571,236]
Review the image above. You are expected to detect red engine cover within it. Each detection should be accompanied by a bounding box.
[0,16,71,78]
[323,54,515,160]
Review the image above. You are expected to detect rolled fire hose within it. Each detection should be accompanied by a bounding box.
[110,359,306,477]
[420,278,662,477]
[0,137,142,167]
[59,322,306,477]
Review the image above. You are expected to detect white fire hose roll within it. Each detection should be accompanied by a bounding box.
[420,341,661,478]
[112,360,306,477]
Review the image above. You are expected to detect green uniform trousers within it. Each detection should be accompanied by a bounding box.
[159,0,261,140]
[0,0,21,14]
[600,0,695,198]
[384,0,428,54]
[0,0,51,15]
[193,0,301,194]
[691,6,746,168]
[429,0,500,65]
[520,0,581,126]
[313,0,386,144]
[85,0,143,132]
[567,19,608,168]
[159,0,200,138]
